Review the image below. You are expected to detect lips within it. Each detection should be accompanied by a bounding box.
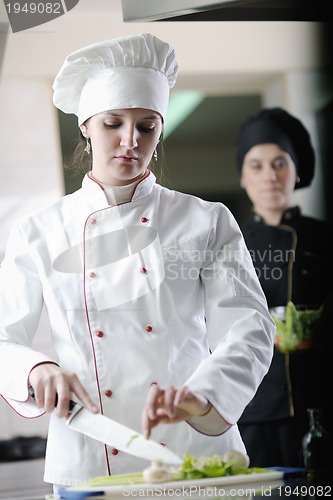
[261,188,281,194]
[116,155,138,161]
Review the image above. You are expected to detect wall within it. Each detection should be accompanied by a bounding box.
[0,79,61,439]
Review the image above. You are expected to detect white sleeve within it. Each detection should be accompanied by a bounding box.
[0,221,57,417]
[185,203,275,433]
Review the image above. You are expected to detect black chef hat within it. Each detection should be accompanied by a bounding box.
[235,107,315,189]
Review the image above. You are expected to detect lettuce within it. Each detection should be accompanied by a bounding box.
[175,454,266,480]
[271,301,323,353]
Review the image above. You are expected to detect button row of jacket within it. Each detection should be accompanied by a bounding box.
[88,268,148,279]
[95,325,153,338]
[106,381,158,457]
[87,213,151,458]
[88,216,150,225]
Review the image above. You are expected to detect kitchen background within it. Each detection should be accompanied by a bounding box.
[0,0,331,469]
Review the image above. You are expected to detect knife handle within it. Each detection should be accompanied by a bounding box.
[29,385,77,412]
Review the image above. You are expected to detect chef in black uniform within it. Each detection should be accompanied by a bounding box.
[235,107,333,467]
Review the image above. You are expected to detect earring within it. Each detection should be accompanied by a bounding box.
[296,176,300,184]
[84,138,91,155]
[153,149,158,162]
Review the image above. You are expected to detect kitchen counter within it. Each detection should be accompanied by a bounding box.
[0,458,53,499]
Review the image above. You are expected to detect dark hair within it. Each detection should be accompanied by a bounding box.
[64,131,92,176]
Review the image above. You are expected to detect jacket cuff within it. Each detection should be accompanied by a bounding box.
[1,394,45,418]
[186,406,232,436]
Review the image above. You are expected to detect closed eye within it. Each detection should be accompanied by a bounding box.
[138,125,156,133]
[104,122,120,129]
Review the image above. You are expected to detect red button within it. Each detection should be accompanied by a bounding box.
[90,218,97,225]
[140,267,147,274]
[89,271,96,278]
[96,331,104,338]
[111,448,119,455]
[141,217,148,224]
[105,390,113,397]
[145,325,153,333]
[151,381,158,386]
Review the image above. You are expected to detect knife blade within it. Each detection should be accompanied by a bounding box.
[29,386,182,465]
[66,403,183,465]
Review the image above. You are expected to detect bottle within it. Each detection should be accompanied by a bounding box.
[302,407,333,487]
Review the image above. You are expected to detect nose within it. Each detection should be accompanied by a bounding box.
[264,166,278,181]
[120,126,138,149]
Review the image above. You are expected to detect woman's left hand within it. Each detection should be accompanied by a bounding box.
[141,384,212,438]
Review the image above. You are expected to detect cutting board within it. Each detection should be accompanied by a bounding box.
[54,470,286,499]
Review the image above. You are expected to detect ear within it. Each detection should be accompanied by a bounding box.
[80,125,88,138]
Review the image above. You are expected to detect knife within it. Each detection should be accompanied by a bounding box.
[29,386,182,465]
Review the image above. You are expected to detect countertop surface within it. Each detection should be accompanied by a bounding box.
[0,458,53,500]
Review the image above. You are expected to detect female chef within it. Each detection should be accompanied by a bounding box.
[0,33,275,489]
[235,107,333,467]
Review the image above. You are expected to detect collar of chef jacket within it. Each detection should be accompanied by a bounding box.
[81,170,156,211]
[251,205,301,225]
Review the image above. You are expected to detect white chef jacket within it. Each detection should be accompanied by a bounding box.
[0,172,275,486]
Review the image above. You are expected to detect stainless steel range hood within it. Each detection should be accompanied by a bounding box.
[121,0,324,22]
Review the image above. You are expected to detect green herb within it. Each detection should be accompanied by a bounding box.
[126,434,139,447]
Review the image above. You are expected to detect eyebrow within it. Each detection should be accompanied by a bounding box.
[248,154,289,162]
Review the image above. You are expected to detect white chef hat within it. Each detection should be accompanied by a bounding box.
[52,33,178,126]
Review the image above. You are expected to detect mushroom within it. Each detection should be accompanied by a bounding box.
[143,459,175,483]
[222,450,250,468]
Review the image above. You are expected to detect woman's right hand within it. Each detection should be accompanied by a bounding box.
[28,363,99,418]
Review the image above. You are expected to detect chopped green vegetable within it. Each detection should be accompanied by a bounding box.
[271,302,323,353]
[174,454,267,480]
[80,453,270,488]
[126,434,139,447]
[81,472,144,486]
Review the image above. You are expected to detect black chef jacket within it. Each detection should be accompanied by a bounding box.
[238,206,333,423]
